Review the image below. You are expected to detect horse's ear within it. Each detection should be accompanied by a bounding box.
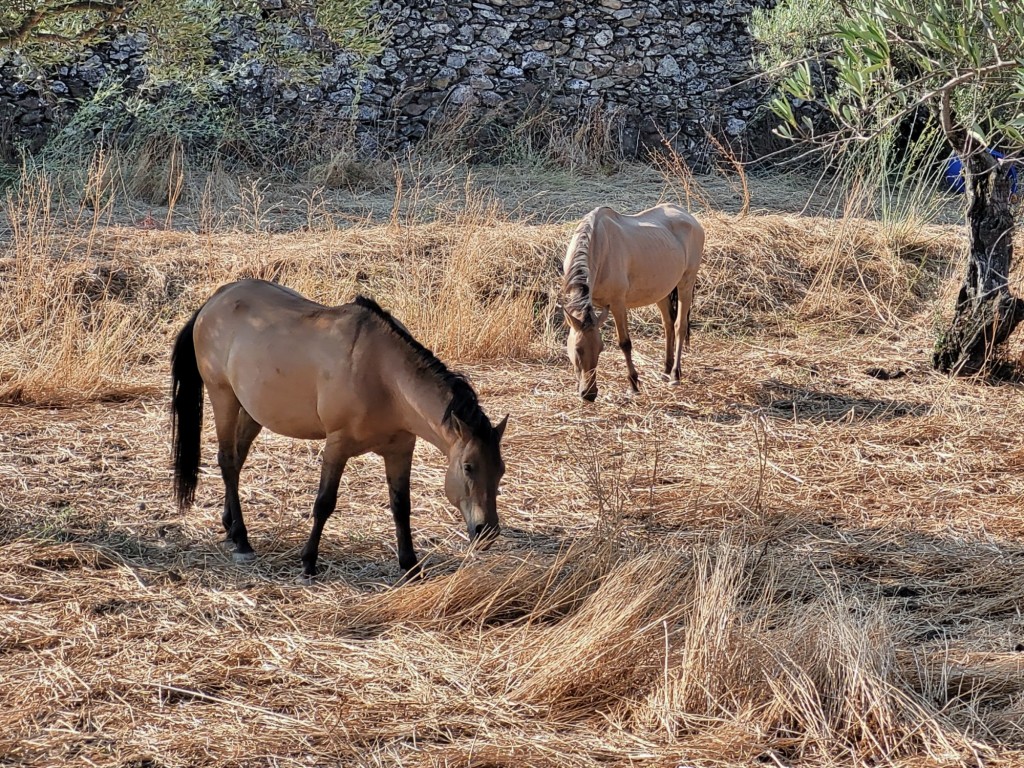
[494,413,508,441]
[564,310,584,332]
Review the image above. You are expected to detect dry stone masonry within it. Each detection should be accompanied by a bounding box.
[1,0,775,161]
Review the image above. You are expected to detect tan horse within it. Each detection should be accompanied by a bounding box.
[171,279,508,581]
[562,204,704,400]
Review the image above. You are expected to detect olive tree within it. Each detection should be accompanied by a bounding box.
[753,0,1024,374]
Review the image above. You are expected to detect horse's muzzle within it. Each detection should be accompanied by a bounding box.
[470,522,500,550]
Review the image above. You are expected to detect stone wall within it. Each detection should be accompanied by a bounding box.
[0,36,145,156]
[370,0,773,158]
[0,0,776,162]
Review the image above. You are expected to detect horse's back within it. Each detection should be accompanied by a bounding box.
[193,280,374,440]
[626,204,703,263]
[655,204,704,267]
[592,204,701,261]
[195,280,337,362]
[588,205,703,306]
[201,278,321,318]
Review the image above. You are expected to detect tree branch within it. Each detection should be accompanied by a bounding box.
[938,87,966,153]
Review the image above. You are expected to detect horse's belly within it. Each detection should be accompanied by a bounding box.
[231,363,328,440]
[625,269,685,307]
[249,407,327,441]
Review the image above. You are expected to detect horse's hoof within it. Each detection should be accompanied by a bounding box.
[296,574,315,586]
[669,379,681,387]
[232,550,257,563]
[398,563,424,584]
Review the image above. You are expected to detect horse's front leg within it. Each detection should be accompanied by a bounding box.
[299,435,349,582]
[383,439,419,578]
[610,304,639,392]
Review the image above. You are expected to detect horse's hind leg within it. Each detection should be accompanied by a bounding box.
[656,295,676,379]
[209,388,256,562]
[610,303,639,392]
[299,434,349,581]
[221,407,263,534]
[671,274,698,383]
[382,439,418,576]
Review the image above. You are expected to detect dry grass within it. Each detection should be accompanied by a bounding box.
[2,157,1024,767]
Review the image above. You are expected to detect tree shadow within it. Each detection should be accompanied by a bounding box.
[752,379,931,422]
[978,359,1024,384]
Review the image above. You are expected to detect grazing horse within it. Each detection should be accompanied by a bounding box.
[171,279,507,581]
[562,204,704,401]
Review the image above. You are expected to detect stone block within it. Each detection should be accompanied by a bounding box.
[481,90,506,107]
[481,25,514,45]
[476,45,502,63]
[522,50,551,69]
[656,55,680,77]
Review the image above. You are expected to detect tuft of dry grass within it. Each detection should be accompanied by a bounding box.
[0,174,160,405]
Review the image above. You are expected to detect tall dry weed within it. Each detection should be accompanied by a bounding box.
[0,174,159,405]
[0,158,960,408]
[380,184,548,361]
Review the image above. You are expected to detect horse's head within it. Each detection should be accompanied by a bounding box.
[565,306,608,401]
[444,413,508,547]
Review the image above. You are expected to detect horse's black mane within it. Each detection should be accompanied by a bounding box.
[353,295,497,444]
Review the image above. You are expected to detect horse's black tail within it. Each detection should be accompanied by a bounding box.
[668,287,679,324]
[171,309,204,510]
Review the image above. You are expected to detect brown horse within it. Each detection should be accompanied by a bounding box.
[562,204,704,400]
[171,279,507,581]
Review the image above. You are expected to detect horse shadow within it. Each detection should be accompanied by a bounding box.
[11,517,574,594]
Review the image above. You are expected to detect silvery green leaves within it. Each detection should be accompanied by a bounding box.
[754,0,1024,153]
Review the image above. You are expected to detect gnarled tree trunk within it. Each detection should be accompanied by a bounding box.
[933,151,1024,374]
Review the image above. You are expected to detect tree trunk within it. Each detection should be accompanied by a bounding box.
[932,151,1024,375]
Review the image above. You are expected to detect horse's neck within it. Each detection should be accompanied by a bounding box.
[387,360,456,455]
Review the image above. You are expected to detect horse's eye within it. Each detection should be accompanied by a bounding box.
[463,463,474,475]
